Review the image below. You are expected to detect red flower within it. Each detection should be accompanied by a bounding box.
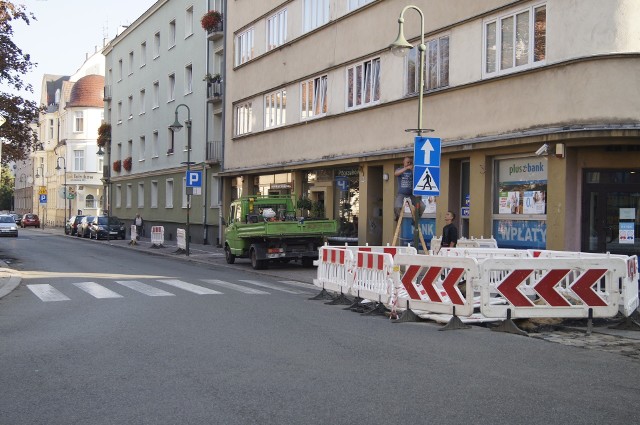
[201,10,222,32]
[123,157,132,172]
[113,160,121,173]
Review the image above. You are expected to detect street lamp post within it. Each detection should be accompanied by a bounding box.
[390,5,433,252]
[169,104,193,256]
[35,165,44,229]
[55,157,67,228]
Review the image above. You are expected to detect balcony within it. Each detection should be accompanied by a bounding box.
[207,82,223,103]
[104,85,112,101]
[206,140,222,163]
[206,22,223,41]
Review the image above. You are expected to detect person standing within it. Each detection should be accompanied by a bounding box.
[394,156,415,221]
[441,211,458,248]
[134,213,144,239]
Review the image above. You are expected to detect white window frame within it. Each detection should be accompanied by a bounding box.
[85,194,96,209]
[126,184,132,209]
[153,32,160,58]
[301,75,328,120]
[264,89,286,129]
[235,27,254,66]
[348,0,373,11]
[303,0,329,33]
[267,9,287,51]
[48,119,54,139]
[116,184,122,208]
[210,175,220,208]
[139,89,146,115]
[139,136,146,162]
[128,95,133,119]
[184,64,193,94]
[185,6,194,37]
[405,35,450,95]
[151,180,158,208]
[118,59,123,81]
[73,150,85,171]
[152,81,160,108]
[138,182,144,208]
[483,3,546,78]
[117,102,123,124]
[346,57,381,110]
[169,19,176,49]
[73,111,84,132]
[152,131,159,158]
[235,102,253,136]
[168,73,176,102]
[140,42,147,68]
[128,51,134,75]
[166,179,174,208]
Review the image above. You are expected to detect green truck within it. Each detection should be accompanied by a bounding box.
[224,194,338,269]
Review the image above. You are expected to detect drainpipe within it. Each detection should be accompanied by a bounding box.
[218,0,227,248]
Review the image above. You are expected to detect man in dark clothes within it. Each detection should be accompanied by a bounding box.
[441,210,458,247]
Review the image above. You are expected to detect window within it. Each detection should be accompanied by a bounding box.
[139,89,146,115]
[128,95,133,119]
[152,81,159,108]
[116,185,122,208]
[484,4,546,76]
[185,6,193,37]
[406,35,449,94]
[264,89,286,128]
[168,73,176,101]
[349,0,373,10]
[117,101,123,124]
[151,181,158,208]
[73,112,83,132]
[140,42,147,67]
[139,136,146,161]
[118,59,123,80]
[153,32,160,58]
[166,179,174,208]
[303,0,329,32]
[184,64,193,94]
[48,119,54,139]
[235,28,254,66]
[235,102,252,135]
[126,184,132,208]
[210,175,220,207]
[301,75,328,119]
[128,51,134,75]
[74,150,84,171]
[152,131,159,158]
[167,128,175,154]
[85,194,96,209]
[169,20,176,48]
[346,58,380,109]
[267,9,287,51]
[138,182,144,208]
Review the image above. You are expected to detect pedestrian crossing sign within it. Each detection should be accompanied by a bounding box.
[413,136,441,196]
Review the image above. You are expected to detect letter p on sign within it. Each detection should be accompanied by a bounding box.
[186,171,202,187]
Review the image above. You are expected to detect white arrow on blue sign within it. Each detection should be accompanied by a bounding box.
[186,171,202,187]
[413,136,441,197]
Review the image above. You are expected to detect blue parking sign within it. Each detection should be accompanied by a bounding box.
[186,171,202,187]
[39,194,47,204]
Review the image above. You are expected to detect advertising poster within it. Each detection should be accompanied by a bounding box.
[619,222,635,244]
[424,196,437,214]
[523,191,546,214]
[493,219,546,249]
[499,192,510,214]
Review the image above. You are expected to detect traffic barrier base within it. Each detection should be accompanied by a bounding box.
[325,291,352,305]
[391,300,421,323]
[439,306,471,331]
[308,288,335,301]
[490,309,528,336]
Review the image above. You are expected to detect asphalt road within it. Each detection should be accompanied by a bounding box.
[1,231,639,425]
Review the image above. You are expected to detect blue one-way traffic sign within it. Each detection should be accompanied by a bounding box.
[413,137,441,197]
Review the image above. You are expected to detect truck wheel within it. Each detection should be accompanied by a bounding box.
[225,245,236,264]
[251,249,267,270]
[302,257,314,268]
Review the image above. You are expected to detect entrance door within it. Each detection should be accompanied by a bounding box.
[581,170,640,255]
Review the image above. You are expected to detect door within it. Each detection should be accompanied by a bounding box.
[582,170,640,255]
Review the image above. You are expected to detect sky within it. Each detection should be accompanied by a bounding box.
[9,0,158,103]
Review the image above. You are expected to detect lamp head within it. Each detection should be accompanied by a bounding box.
[55,164,61,171]
[97,145,104,156]
[169,112,183,133]
[389,18,413,57]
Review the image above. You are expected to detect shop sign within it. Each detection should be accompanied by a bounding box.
[336,169,359,177]
[270,183,291,190]
[493,219,546,249]
[498,157,547,183]
[619,222,635,244]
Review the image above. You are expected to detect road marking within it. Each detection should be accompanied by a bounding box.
[27,284,70,302]
[73,282,123,299]
[202,279,270,294]
[279,280,314,290]
[239,280,310,294]
[157,279,222,295]
[116,280,175,297]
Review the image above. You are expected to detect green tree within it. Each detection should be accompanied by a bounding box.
[0,165,14,210]
[0,1,42,165]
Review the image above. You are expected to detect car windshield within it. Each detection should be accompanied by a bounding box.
[0,216,14,223]
[97,217,120,225]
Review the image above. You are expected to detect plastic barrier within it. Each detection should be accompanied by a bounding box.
[430,236,441,254]
[479,257,624,319]
[437,247,528,259]
[177,228,186,251]
[392,254,479,317]
[342,244,417,258]
[351,251,397,304]
[314,246,354,295]
[130,225,138,241]
[456,237,498,249]
[150,225,164,248]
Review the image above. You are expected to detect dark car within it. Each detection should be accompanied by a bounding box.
[76,215,95,238]
[89,216,126,240]
[21,213,40,228]
[11,213,22,225]
[65,215,85,235]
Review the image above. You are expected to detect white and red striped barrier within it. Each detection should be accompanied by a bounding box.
[177,228,186,251]
[351,251,397,304]
[150,225,164,248]
[314,247,354,295]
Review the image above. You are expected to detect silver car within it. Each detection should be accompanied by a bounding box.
[0,214,19,237]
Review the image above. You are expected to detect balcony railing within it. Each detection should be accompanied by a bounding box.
[104,85,112,101]
[207,82,223,103]
[206,22,223,41]
[207,140,222,163]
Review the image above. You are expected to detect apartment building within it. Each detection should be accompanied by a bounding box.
[222,0,640,255]
[103,0,224,243]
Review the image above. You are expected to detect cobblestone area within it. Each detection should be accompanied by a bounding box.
[531,330,640,362]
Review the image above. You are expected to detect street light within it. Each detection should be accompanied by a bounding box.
[35,165,44,228]
[169,103,192,256]
[97,142,110,216]
[55,157,67,228]
[390,5,433,252]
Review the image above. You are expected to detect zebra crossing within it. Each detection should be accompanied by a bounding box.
[26,278,313,302]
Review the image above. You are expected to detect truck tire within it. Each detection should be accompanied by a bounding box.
[225,245,236,264]
[251,249,267,270]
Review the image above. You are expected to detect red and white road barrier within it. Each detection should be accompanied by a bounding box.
[150,226,164,247]
[177,228,186,251]
[314,247,354,295]
[351,251,397,304]
[456,237,498,249]
[130,225,138,241]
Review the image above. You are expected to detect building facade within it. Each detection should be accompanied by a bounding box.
[221,0,640,255]
[103,0,224,243]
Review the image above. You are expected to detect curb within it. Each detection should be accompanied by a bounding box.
[0,259,21,299]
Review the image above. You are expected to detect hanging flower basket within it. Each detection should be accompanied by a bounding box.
[113,160,121,173]
[123,157,132,172]
[97,123,111,147]
[201,10,222,32]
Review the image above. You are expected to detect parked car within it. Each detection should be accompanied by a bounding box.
[76,216,95,238]
[0,214,19,237]
[65,215,85,236]
[11,213,22,225]
[21,213,40,228]
[89,216,126,240]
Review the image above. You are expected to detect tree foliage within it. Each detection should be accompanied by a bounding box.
[0,1,42,165]
[0,165,14,210]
